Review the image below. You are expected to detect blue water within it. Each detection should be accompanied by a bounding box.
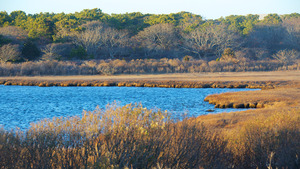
[0,85,257,130]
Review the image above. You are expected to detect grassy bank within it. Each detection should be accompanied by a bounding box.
[1,71,299,88]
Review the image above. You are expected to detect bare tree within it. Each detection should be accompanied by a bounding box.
[72,22,105,57]
[246,24,288,53]
[73,21,129,59]
[0,26,28,43]
[273,49,299,69]
[282,18,300,50]
[134,23,178,57]
[41,43,62,61]
[81,20,103,29]
[99,27,129,58]
[182,24,238,58]
[0,44,21,62]
[53,27,72,42]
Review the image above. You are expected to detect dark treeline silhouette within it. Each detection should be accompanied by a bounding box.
[0,9,300,75]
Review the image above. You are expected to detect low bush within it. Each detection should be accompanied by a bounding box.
[0,58,299,76]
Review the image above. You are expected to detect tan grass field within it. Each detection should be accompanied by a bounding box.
[1,70,299,82]
[196,71,300,131]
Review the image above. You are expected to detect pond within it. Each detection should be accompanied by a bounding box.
[0,85,258,130]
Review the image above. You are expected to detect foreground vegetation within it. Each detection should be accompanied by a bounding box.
[0,103,299,169]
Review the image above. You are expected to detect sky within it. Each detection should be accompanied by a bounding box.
[0,0,299,19]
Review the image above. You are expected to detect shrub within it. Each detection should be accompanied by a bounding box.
[220,48,239,63]
[70,45,88,60]
[0,58,299,76]
[0,34,12,47]
[41,43,62,61]
[272,49,299,69]
[183,55,193,62]
[21,40,41,61]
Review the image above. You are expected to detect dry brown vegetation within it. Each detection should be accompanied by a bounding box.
[205,87,300,108]
[0,71,299,168]
[0,59,299,77]
[1,104,231,168]
[202,81,300,129]
[1,71,299,88]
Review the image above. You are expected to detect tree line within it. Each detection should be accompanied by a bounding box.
[0,9,299,73]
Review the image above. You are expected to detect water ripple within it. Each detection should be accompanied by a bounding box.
[0,85,258,130]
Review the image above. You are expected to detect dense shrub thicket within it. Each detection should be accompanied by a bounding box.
[0,58,299,76]
[0,9,300,75]
[0,103,299,168]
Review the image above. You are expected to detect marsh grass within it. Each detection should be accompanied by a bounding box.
[224,110,300,169]
[0,103,299,168]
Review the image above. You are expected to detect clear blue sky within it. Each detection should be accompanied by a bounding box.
[0,0,299,19]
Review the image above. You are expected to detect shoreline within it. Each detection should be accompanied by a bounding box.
[0,79,280,89]
[1,71,299,112]
[1,71,299,89]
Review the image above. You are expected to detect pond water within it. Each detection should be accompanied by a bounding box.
[0,85,258,130]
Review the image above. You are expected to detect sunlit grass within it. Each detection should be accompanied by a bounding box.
[224,110,300,168]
